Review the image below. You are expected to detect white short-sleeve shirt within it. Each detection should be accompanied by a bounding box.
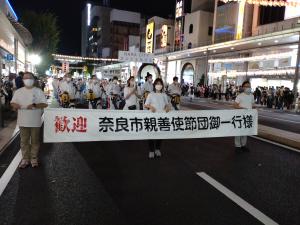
[11,87,47,127]
[145,92,169,113]
[235,93,255,109]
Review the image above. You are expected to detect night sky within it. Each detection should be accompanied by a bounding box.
[10,0,176,55]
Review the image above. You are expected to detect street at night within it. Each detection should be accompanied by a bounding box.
[1,0,300,225]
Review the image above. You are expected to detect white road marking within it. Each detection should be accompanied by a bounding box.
[0,150,22,196]
[251,136,300,153]
[197,172,279,225]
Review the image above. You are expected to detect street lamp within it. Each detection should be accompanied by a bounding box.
[29,54,41,65]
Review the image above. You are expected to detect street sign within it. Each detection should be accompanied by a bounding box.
[118,51,154,64]
[6,54,14,61]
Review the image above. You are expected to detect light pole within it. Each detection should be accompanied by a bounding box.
[293,33,300,112]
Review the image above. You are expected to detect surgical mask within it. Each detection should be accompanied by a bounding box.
[113,80,118,84]
[66,78,71,82]
[155,85,163,91]
[244,88,252,94]
[24,79,34,87]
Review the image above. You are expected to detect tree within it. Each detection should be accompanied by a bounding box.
[20,11,60,74]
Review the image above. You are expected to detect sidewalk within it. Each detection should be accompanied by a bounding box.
[181,99,300,150]
[184,96,300,114]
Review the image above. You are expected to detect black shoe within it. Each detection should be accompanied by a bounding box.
[242,146,250,152]
[235,147,242,153]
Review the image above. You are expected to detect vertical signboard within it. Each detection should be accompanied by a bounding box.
[161,25,168,48]
[175,0,185,50]
[235,0,246,40]
[146,22,155,53]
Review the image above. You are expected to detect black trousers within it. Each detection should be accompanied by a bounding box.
[148,140,162,152]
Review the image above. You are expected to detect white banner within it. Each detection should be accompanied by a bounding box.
[118,51,154,63]
[44,109,258,143]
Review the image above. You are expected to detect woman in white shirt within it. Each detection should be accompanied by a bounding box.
[145,78,171,159]
[123,76,138,110]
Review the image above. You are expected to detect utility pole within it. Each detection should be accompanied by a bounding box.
[293,32,300,112]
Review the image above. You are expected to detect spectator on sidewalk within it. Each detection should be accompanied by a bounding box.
[233,80,255,153]
[10,72,48,168]
[15,71,24,90]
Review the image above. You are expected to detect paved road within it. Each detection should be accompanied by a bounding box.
[182,98,300,134]
[1,135,299,225]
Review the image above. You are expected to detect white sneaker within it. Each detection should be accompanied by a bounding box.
[148,152,155,159]
[154,149,162,157]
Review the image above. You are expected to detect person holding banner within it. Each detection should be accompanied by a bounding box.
[168,76,182,110]
[145,78,171,159]
[124,76,138,110]
[10,72,48,168]
[234,80,255,152]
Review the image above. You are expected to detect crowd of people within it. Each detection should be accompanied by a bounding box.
[2,70,298,169]
[189,83,298,110]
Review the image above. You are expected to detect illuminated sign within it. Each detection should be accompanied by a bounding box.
[176,0,183,18]
[146,22,154,53]
[235,1,246,40]
[161,25,168,48]
[5,0,18,21]
[87,3,91,26]
[285,0,300,20]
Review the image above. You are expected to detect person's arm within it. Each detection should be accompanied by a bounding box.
[28,89,48,109]
[10,102,21,111]
[233,95,242,109]
[144,94,156,112]
[10,92,21,111]
[124,87,136,100]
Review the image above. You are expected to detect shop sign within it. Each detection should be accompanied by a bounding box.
[161,25,168,48]
[146,22,155,53]
[118,51,154,63]
[176,0,184,18]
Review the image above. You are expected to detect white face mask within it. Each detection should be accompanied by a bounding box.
[155,84,163,91]
[66,78,71,82]
[244,87,252,94]
[113,80,118,84]
[23,79,34,87]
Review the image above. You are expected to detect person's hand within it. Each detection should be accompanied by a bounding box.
[150,105,156,113]
[27,104,36,110]
[11,103,21,110]
[165,105,171,112]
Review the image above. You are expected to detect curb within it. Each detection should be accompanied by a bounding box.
[258,125,300,150]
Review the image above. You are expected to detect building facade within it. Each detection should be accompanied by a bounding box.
[0,0,32,77]
[81,2,141,59]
